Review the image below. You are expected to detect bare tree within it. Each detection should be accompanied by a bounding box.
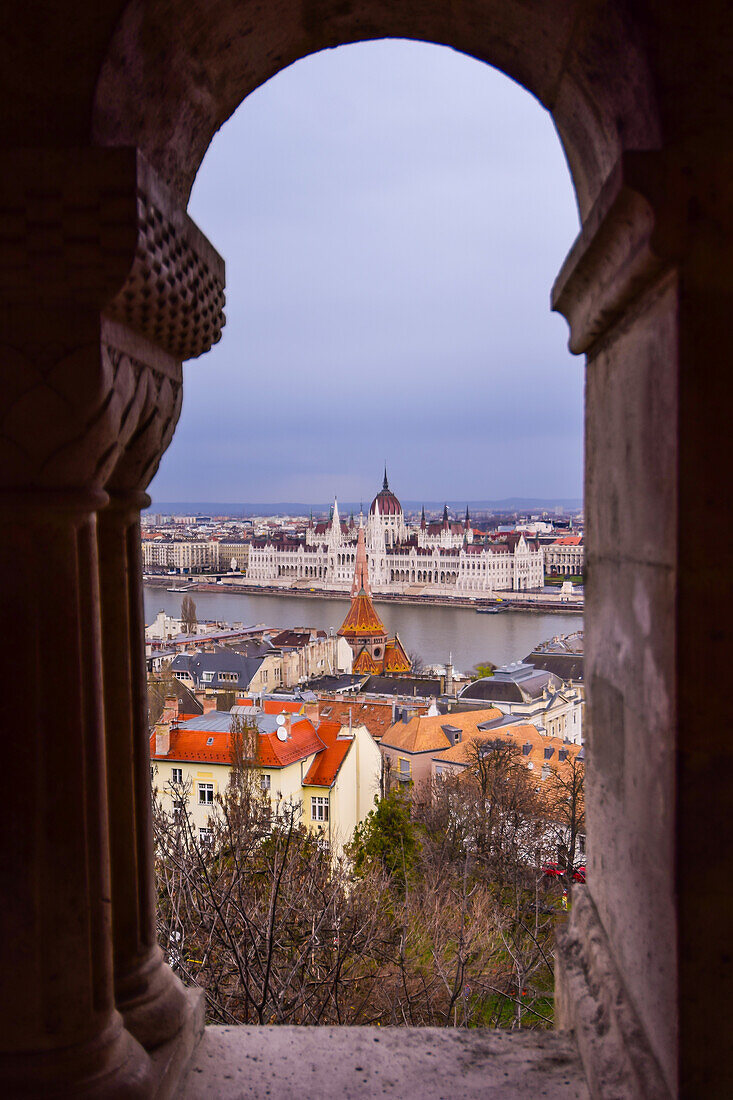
[151,718,563,1031]
[408,650,425,675]
[181,594,197,634]
[542,755,585,883]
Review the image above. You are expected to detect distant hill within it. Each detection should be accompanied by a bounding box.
[146,498,582,517]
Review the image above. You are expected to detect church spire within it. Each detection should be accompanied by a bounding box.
[465,504,470,528]
[383,464,389,491]
[351,517,371,597]
[421,504,426,530]
[442,502,449,527]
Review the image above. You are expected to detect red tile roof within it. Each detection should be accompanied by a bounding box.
[304,720,353,787]
[257,718,325,767]
[338,590,387,637]
[383,636,411,673]
[316,697,429,741]
[236,697,304,714]
[353,647,380,674]
[150,716,324,769]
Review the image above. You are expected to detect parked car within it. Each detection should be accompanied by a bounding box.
[541,862,586,883]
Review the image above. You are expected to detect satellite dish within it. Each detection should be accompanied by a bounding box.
[276,714,286,725]
[276,726,288,742]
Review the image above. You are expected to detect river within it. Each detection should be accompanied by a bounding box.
[144,586,582,674]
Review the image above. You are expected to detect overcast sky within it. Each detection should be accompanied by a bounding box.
[149,40,582,506]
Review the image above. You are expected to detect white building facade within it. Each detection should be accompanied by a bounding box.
[247,474,544,595]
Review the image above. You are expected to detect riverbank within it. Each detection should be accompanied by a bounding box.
[144,586,583,674]
[144,576,584,614]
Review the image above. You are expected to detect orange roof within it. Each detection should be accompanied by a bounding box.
[315,697,430,741]
[552,536,583,545]
[150,717,324,769]
[236,698,304,714]
[303,720,353,787]
[435,723,582,779]
[382,707,502,754]
[338,590,387,638]
[353,647,380,674]
[149,727,235,765]
[383,636,411,673]
[257,718,325,768]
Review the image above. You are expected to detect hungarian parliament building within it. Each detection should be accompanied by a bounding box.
[246,472,545,596]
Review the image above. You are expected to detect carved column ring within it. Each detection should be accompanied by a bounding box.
[0,487,109,515]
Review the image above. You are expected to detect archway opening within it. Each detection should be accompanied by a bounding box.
[146,38,587,1034]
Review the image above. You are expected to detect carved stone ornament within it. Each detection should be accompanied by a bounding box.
[0,148,224,494]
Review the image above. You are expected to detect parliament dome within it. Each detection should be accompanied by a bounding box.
[370,469,402,516]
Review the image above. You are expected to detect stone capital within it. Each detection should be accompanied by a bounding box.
[552,147,733,354]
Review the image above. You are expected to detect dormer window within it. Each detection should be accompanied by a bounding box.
[206,737,214,746]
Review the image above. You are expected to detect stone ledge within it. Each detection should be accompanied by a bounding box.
[180,1023,588,1098]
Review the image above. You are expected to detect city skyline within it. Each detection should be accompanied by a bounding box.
[149,40,583,505]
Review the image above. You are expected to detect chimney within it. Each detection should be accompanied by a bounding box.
[162,695,178,724]
[202,696,217,714]
[155,724,170,756]
[304,701,320,724]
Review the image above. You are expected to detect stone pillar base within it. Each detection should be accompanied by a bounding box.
[0,1016,152,1099]
[147,989,205,1100]
[556,889,670,1100]
[116,948,191,1053]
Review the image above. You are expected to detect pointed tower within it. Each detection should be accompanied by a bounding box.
[421,505,426,530]
[351,516,371,597]
[339,521,411,676]
[465,505,470,529]
[328,497,341,549]
[442,503,450,529]
[383,465,389,491]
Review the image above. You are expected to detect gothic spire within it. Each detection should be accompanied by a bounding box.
[442,502,449,526]
[421,504,426,530]
[383,464,389,491]
[465,504,470,527]
[350,520,372,598]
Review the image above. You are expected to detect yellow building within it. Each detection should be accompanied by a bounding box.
[150,703,381,854]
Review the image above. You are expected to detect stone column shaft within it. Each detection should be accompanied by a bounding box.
[98,492,189,1049]
[0,494,152,1096]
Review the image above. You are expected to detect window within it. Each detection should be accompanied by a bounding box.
[260,773,271,791]
[399,758,411,781]
[199,827,213,846]
[171,767,183,784]
[198,782,214,805]
[201,671,214,682]
[311,796,329,822]
[206,737,214,746]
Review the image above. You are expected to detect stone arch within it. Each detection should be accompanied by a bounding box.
[4,3,732,1098]
[92,1,660,219]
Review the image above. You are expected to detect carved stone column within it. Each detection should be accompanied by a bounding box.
[97,171,224,1050]
[553,148,733,1099]
[96,350,188,1050]
[0,148,224,1094]
[0,151,157,1095]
